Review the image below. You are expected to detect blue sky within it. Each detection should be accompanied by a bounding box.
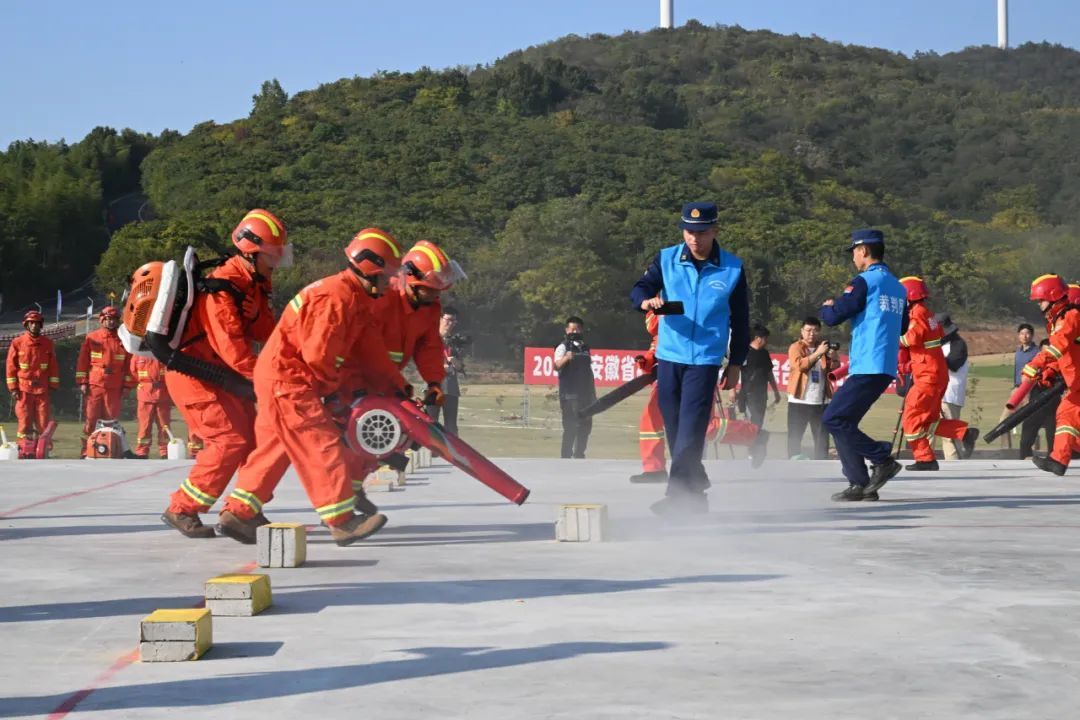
[3,0,1077,147]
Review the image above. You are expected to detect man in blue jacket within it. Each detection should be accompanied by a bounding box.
[631,202,750,514]
[821,229,909,501]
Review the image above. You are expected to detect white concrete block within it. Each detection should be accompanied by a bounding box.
[417,446,432,468]
[204,574,272,616]
[140,608,212,661]
[256,523,307,568]
[405,450,417,474]
[555,504,608,542]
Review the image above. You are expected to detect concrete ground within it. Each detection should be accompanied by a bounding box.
[0,456,1078,719]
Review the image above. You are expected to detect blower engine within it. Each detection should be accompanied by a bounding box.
[85,420,133,459]
[345,395,530,505]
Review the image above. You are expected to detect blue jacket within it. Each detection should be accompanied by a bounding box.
[821,263,907,377]
[630,242,750,367]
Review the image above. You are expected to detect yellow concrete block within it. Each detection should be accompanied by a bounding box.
[205,574,272,616]
[140,608,212,661]
[256,523,307,568]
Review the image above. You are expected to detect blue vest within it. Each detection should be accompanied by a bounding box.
[656,244,743,366]
[849,263,906,377]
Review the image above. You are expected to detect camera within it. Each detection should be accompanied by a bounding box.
[827,341,841,351]
[565,332,587,353]
[446,333,472,354]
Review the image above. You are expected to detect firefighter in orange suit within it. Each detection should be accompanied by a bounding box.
[218,228,410,546]
[1023,274,1080,475]
[161,209,289,539]
[342,240,466,501]
[897,276,978,469]
[130,355,172,458]
[76,306,134,456]
[5,310,59,450]
[630,311,762,483]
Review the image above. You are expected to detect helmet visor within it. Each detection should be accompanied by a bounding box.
[407,258,467,290]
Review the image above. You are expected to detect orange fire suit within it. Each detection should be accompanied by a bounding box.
[1022,306,1080,467]
[345,277,446,493]
[222,270,408,525]
[899,302,969,462]
[637,313,756,472]
[130,355,172,458]
[165,256,274,514]
[5,332,59,440]
[76,328,133,448]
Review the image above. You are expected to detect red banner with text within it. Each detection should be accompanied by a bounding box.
[524,348,892,393]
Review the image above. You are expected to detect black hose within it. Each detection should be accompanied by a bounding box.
[145,332,255,402]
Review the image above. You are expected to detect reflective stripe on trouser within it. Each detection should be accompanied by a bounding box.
[224,380,355,525]
[902,381,968,462]
[1050,390,1080,467]
[15,392,51,439]
[638,385,666,473]
[166,372,256,514]
[82,386,123,439]
[136,401,172,456]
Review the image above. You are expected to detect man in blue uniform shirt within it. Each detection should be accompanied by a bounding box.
[631,201,751,514]
[821,229,909,501]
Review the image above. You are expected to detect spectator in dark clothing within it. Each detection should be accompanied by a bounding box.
[428,307,464,435]
[738,324,781,428]
[1020,338,1060,459]
[554,316,597,459]
[1014,324,1038,387]
[1000,323,1039,450]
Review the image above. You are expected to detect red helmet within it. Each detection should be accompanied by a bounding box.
[1030,274,1068,303]
[23,310,44,328]
[401,240,465,291]
[99,305,120,320]
[1069,283,1080,306]
[232,209,291,267]
[899,276,929,302]
[345,228,402,277]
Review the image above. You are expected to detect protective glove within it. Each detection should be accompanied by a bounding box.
[423,382,445,407]
[398,383,414,400]
[241,294,261,321]
[10,389,21,402]
[895,373,913,398]
[635,351,657,374]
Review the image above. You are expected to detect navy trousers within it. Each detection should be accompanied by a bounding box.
[657,360,721,496]
[822,373,894,487]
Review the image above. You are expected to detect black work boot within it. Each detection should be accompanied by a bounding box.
[906,460,939,471]
[650,492,709,516]
[217,511,261,545]
[161,510,216,539]
[354,491,379,517]
[749,429,770,469]
[831,484,867,502]
[629,470,668,484]
[1033,455,1068,476]
[960,428,980,459]
[866,457,902,493]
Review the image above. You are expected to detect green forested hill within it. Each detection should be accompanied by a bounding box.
[5,23,1080,355]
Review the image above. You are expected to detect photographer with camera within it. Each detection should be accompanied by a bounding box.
[786,316,839,459]
[429,307,466,435]
[554,316,597,459]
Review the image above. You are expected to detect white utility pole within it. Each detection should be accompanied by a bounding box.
[998,0,1008,49]
[660,0,673,29]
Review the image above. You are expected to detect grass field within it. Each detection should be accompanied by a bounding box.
[13,357,1020,461]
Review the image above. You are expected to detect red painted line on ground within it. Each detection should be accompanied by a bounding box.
[0,465,183,519]
[46,561,259,720]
